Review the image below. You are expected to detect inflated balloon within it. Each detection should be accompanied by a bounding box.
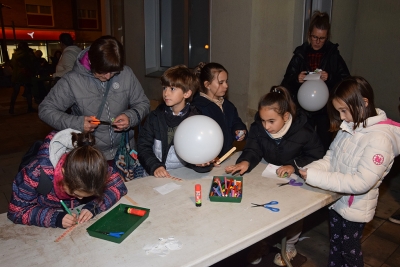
[174,115,223,164]
[297,79,329,112]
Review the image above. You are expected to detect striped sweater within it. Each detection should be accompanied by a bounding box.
[7,130,127,228]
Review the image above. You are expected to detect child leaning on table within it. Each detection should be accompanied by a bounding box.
[299,76,400,267]
[137,65,213,178]
[225,86,325,266]
[192,62,247,158]
[8,129,127,228]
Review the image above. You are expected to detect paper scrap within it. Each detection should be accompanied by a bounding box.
[144,237,183,257]
[304,73,321,80]
[154,182,181,195]
[262,163,298,179]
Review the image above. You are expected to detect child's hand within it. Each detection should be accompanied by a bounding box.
[77,209,93,224]
[299,168,308,180]
[154,166,170,178]
[62,213,77,228]
[195,161,212,167]
[225,161,249,176]
[276,165,295,178]
[235,130,246,141]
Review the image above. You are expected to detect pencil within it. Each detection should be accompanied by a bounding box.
[60,200,72,216]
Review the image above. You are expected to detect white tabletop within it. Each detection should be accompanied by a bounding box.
[0,153,339,267]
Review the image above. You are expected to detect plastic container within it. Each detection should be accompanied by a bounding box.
[86,204,150,243]
[209,176,243,203]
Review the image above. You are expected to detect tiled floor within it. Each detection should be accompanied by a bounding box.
[1,86,400,266]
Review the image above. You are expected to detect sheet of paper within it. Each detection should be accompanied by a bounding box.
[154,182,182,195]
[303,73,321,80]
[261,163,298,180]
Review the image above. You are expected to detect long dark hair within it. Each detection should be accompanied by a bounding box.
[327,76,377,131]
[194,62,228,94]
[258,86,297,119]
[62,132,108,197]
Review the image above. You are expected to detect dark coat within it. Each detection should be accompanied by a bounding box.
[236,110,325,175]
[281,41,350,106]
[137,103,212,175]
[192,94,247,157]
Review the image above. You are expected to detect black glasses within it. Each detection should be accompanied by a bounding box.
[310,35,327,42]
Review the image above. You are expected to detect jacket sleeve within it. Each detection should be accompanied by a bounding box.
[236,124,263,172]
[325,50,350,91]
[291,127,325,175]
[54,49,77,77]
[38,77,84,132]
[281,54,305,100]
[231,105,247,138]
[82,167,127,216]
[306,133,393,194]
[121,68,150,128]
[137,113,165,175]
[7,166,61,228]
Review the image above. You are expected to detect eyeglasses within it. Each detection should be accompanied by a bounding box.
[310,35,327,42]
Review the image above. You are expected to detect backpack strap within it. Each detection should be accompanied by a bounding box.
[36,168,53,195]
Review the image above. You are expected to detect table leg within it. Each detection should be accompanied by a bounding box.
[280,236,293,267]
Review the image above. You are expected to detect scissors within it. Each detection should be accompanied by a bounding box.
[95,231,125,238]
[251,201,280,212]
[277,179,303,187]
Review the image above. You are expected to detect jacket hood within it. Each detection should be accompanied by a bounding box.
[72,47,94,78]
[341,108,400,156]
[49,128,81,167]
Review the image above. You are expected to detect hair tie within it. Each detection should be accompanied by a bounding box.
[272,88,281,94]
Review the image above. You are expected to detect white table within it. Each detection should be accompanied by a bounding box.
[0,154,339,267]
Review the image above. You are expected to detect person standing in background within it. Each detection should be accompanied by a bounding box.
[9,42,36,114]
[281,11,350,152]
[53,33,82,80]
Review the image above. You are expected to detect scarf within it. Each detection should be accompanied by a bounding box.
[266,114,293,140]
[164,103,191,128]
[200,92,224,111]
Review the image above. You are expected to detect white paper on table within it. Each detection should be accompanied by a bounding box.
[154,182,182,195]
[303,73,321,80]
[261,163,299,180]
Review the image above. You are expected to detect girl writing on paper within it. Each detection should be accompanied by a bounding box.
[225,86,325,266]
[8,129,127,228]
[299,76,400,266]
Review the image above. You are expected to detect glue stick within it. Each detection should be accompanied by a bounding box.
[236,130,244,140]
[195,184,202,207]
[125,207,146,216]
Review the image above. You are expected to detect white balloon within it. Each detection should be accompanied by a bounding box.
[297,79,329,112]
[174,115,223,164]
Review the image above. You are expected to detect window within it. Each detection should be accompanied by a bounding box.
[144,0,210,75]
[75,0,99,30]
[25,0,53,27]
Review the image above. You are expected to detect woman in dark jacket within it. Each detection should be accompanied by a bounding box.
[281,11,350,152]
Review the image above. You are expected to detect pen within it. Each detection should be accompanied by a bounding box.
[60,200,72,216]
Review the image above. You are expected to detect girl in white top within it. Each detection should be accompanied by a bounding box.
[300,76,400,267]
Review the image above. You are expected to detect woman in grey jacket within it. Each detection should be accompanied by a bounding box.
[300,76,400,267]
[39,36,150,161]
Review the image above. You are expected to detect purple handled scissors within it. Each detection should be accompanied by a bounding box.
[277,178,303,187]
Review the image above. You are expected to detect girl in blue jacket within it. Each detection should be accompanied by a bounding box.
[192,62,247,158]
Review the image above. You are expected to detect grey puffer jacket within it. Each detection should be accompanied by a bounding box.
[39,48,150,160]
